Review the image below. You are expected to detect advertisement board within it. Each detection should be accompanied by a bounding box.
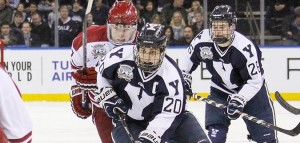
[4,47,300,101]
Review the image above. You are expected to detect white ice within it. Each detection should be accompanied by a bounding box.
[27,101,300,143]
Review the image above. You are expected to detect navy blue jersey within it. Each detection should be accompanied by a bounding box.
[96,45,186,139]
[180,29,265,102]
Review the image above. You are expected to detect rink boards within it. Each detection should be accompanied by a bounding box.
[3,47,300,101]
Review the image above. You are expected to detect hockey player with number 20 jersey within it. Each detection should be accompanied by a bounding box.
[94,23,211,143]
[179,5,278,143]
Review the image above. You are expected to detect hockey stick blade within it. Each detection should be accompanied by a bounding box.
[275,91,300,115]
[193,93,300,136]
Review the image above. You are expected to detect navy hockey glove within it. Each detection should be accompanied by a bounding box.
[96,87,128,120]
[182,71,193,99]
[71,67,97,90]
[137,130,161,143]
[226,94,247,120]
[70,85,92,119]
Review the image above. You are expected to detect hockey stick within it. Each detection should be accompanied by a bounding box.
[192,93,300,136]
[116,110,137,143]
[275,91,300,115]
[81,0,94,108]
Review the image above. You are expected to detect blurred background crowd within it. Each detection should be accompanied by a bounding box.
[1,0,300,47]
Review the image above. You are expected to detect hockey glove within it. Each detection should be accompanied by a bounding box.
[226,94,247,120]
[96,87,128,120]
[182,71,193,99]
[137,130,161,143]
[71,67,97,90]
[70,85,92,119]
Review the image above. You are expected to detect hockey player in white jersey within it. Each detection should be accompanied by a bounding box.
[180,5,278,143]
[94,23,210,143]
[70,1,138,143]
[0,67,33,143]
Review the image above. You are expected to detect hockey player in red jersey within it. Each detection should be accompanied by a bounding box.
[70,1,138,143]
[0,66,33,143]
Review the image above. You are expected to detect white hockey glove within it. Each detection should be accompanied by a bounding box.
[137,130,161,143]
[226,94,247,120]
[71,67,97,90]
[70,85,92,119]
[182,71,193,99]
[95,87,128,120]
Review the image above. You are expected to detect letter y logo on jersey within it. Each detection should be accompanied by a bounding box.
[117,64,134,82]
[200,46,213,60]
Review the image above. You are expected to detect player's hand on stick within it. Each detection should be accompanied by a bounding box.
[226,94,246,120]
[70,85,92,119]
[71,67,97,90]
[182,71,193,99]
[137,130,161,143]
[96,87,128,120]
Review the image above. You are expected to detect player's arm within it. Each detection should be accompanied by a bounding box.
[69,36,94,119]
[179,32,204,98]
[141,71,185,142]
[94,56,128,120]
[235,43,264,102]
[226,43,264,120]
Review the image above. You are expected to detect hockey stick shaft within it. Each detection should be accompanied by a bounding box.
[117,111,137,143]
[275,91,300,115]
[193,93,300,136]
[81,0,94,108]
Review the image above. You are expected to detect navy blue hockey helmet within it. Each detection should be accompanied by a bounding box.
[135,23,167,73]
[209,5,237,44]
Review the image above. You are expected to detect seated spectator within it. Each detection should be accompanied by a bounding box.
[51,5,79,47]
[187,0,203,26]
[91,0,109,25]
[0,21,25,46]
[70,0,85,23]
[0,0,13,26]
[282,6,300,45]
[21,22,41,47]
[140,1,157,23]
[265,0,293,36]
[25,2,39,22]
[31,12,51,46]
[151,13,164,24]
[164,25,179,46]
[12,3,27,21]
[10,11,24,30]
[191,11,204,35]
[86,13,95,27]
[177,25,194,46]
[161,0,187,25]
[170,11,186,40]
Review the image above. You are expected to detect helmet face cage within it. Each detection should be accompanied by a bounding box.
[135,23,167,73]
[209,5,237,44]
[107,1,137,45]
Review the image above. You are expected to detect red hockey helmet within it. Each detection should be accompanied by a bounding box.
[107,1,137,45]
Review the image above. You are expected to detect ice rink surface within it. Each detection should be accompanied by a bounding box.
[27,101,300,143]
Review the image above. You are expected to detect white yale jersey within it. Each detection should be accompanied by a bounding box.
[96,45,186,139]
[180,29,265,102]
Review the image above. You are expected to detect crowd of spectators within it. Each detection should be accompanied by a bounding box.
[1,0,300,47]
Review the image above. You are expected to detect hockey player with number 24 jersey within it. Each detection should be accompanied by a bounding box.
[179,5,278,143]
